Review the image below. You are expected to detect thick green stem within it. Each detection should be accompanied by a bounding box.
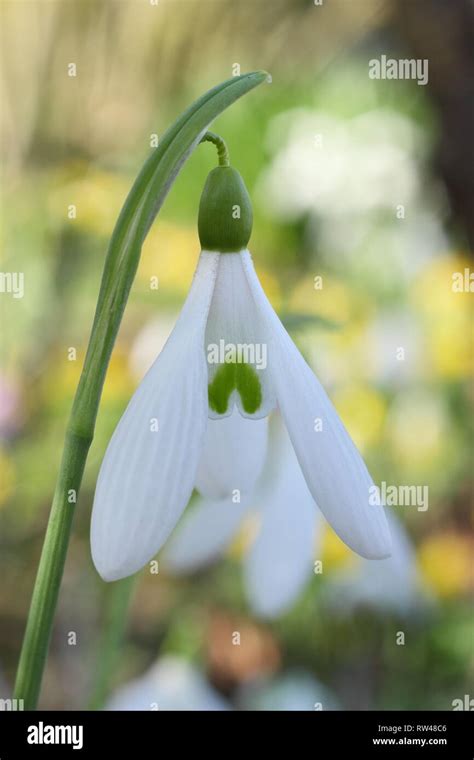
[13,432,91,709]
[13,71,268,710]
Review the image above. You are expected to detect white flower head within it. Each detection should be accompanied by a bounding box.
[91,161,391,582]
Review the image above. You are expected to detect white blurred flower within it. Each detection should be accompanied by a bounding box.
[314,211,448,283]
[364,309,424,386]
[323,511,431,616]
[106,656,230,711]
[259,109,423,220]
[237,670,339,711]
[258,107,448,284]
[387,389,451,478]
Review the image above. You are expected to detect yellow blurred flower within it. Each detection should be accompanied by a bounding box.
[320,525,356,573]
[387,391,449,474]
[288,274,358,324]
[138,223,282,310]
[42,346,133,404]
[418,531,473,598]
[228,513,262,560]
[255,267,281,311]
[42,350,82,402]
[101,350,135,403]
[332,384,387,451]
[138,222,199,296]
[48,164,130,237]
[411,254,472,380]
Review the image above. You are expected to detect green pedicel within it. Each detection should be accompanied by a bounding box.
[208,361,262,415]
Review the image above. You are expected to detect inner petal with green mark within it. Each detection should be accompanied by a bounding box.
[204,252,276,420]
[208,361,262,415]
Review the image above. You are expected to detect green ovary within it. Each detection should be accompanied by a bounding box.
[208,361,263,415]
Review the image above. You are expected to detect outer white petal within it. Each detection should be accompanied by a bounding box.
[106,656,230,711]
[195,409,268,499]
[245,421,321,618]
[241,250,391,560]
[162,493,249,573]
[91,252,219,581]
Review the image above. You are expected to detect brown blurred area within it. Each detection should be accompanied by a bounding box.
[394,0,474,254]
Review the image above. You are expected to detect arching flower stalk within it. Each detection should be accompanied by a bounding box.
[91,136,391,582]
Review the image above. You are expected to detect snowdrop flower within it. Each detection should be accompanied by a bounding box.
[91,153,391,581]
[106,656,230,711]
[164,415,321,618]
[323,511,430,617]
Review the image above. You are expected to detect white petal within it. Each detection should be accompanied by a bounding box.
[245,421,321,618]
[106,656,230,711]
[205,252,276,419]
[237,671,339,711]
[162,493,249,573]
[241,250,391,560]
[91,252,219,581]
[195,409,268,499]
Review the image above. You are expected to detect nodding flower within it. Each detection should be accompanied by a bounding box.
[91,140,391,582]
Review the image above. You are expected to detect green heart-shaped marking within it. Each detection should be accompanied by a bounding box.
[208,362,262,415]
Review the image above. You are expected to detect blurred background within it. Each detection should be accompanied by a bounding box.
[0,0,472,710]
